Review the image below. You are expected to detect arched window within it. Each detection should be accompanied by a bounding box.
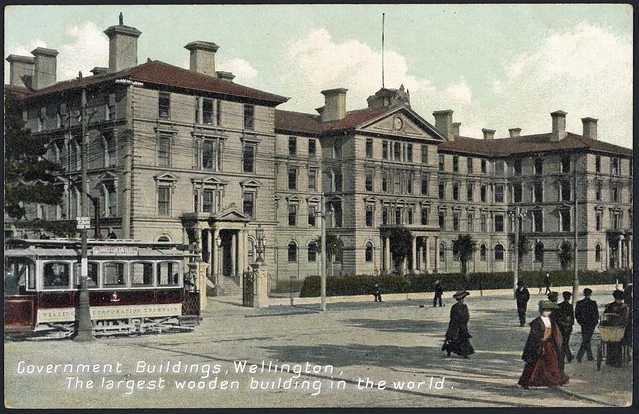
[595,243,601,262]
[288,241,298,263]
[308,241,317,262]
[495,244,504,261]
[480,244,487,261]
[247,239,255,263]
[439,243,446,262]
[157,235,171,242]
[365,242,374,262]
[534,242,544,262]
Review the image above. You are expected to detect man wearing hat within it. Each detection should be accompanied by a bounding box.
[602,290,629,367]
[557,291,575,365]
[518,300,569,388]
[433,280,444,307]
[442,290,474,358]
[575,288,599,362]
[515,280,530,327]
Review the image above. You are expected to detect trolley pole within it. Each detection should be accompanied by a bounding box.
[74,75,94,342]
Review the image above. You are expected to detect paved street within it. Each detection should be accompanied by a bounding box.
[4,289,633,409]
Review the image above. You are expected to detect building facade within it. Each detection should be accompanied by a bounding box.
[5,18,633,292]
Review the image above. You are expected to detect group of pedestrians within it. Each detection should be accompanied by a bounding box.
[516,284,631,388]
[433,277,631,390]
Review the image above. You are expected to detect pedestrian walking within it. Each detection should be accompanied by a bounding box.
[518,300,569,389]
[557,291,575,365]
[515,280,530,327]
[544,273,552,295]
[546,291,566,368]
[601,290,629,367]
[442,290,474,358]
[373,283,383,302]
[575,288,598,362]
[433,280,444,307]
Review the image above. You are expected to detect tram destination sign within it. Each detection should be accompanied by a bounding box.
[92,246,139,256]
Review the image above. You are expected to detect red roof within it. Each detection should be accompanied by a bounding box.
[18,60,289,106]
[439,133,632,157]
[275,106,398,136]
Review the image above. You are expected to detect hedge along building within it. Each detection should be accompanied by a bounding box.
[6,18,289,295]
[6,17,633,291]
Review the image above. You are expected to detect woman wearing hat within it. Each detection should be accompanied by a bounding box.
[518,300,569,388]
[442,290,474,358]
[601,290,629,367]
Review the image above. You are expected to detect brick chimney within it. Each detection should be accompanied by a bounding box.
[550,110,567,141]
[509,128,522,138]
[482,128,495,140]
[581,117,598,140]
[104,17,141,73]
[433,110,454,141]
[31,48,58,90]
[184,41,219,77]
[321,88,348,122]
[452,122,461,140]
[6,54,34,88]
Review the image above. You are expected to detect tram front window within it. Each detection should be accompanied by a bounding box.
[43,262,71,289]
[158,261,180,286]
[5,258,35,295]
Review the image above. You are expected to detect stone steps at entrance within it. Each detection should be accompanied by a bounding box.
[216,276,242,296]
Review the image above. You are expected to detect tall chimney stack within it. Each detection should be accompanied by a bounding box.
[433,110,454,141]
[452,122,461,140]
[550,110,567,141]
[482,128,495,140]
[185,41,219,77]
[509,128,522,138]
[31,48,58,90]
[320,88,348,122]
[6,54,34,88]
[581,117,598,140]
[104,16,141,73]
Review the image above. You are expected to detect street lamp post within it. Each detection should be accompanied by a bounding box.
[74,74,93,342]
[318,196,327,312]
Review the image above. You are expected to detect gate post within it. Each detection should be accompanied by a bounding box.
[250,262,269,308]
[194,261,209,311]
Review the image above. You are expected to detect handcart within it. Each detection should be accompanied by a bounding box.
[596,313,630,371]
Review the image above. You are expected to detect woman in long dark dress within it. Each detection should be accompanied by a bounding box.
[442,290,474,358]
[518,300,569,388]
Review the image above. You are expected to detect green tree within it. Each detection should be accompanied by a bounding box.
[508,232,531,270]
[5,95,64,220]
[381,227,412,274]
[558,241,573,271]
[315,234,344,276]
[452,234,477,275]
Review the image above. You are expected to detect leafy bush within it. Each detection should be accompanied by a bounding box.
[299,269,630,298]
[272,279,305,293]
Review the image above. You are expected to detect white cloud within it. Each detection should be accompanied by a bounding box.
[489,23,632,147]
[58,21,109,80]
[281,28,483,128]
[280,24,631,149]
[218,58,258,83]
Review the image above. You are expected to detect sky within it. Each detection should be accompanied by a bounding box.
[4,4,633,148]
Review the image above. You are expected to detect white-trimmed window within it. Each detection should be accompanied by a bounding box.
[104,262,127,286]
[288,242,298,262]
[243,105,255,130]
[495,244,504,261]
[131,262,153,287]
[243,143,256,173]
[365,242,374,262]
[158,134,171,167]
[308,241,318,262]
[243,192,255,218]
[157,261,180,286]
[158,92,170,119]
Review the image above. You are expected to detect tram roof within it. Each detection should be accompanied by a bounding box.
[4,239,193,258]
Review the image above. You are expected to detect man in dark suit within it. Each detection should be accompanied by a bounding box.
[515,280,530,327]
[575,288,599,362]
[557,291,575,364]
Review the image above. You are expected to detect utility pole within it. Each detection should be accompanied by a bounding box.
[320,195,327,312]
[74,73,94,342]
[572,162,579,307]
[513,206,520,298]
